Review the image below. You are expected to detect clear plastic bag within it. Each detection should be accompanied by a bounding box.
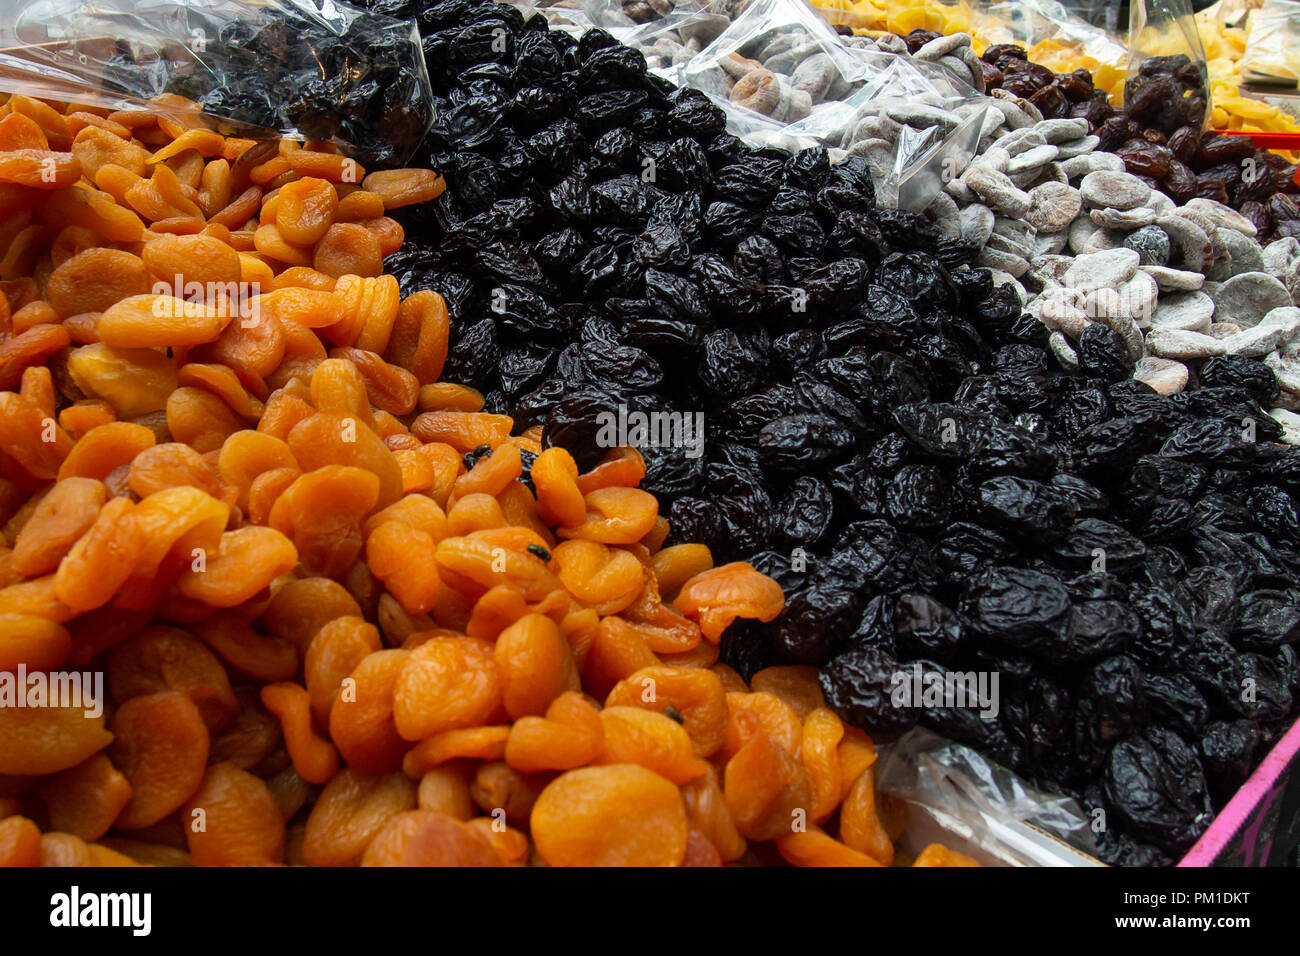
[1239,0,1300,86]
[1055,0,1125,33]
[669,0,985,207]
[875,728,1103,866]
[582,0,714,29]
[0,0,433,166]
[1125,0,1213,132]
[976,0,1130,72]
[608,8,734,81]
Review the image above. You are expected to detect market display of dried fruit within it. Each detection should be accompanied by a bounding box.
[2,0,1300,869]
[0,71,983,869]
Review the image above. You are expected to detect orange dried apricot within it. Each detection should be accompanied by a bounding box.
[360,809,498,867]
[604,665,727,758]
[11,476,106,577]
[839,768,894,866]
[38,754,133,842]
[46,248,151,319]
[0,614,72,672]
[109,691,210,830]
[304,616,383,727]
[531,765,687,867]
[552,539,644,616]
[598,706,708,785]
[0,702,112,776]
[106,625,239,731]
[0,815,42,866]
[259,577,362,653]
[912,843,980,867]
[393,636,501,741]
[360,169,445,209]
[504,691,603,774]
[329,649,410,775]
[493,613,580,719]
[558,487,658,545]
[175,526,297,607]
[182,762,285,865]
[675,562,786,643]
[365,520,440,616]
[301,769,415,866]
[260,682,339,785]
[776,826,883,867]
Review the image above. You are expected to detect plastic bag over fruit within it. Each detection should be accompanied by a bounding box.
[639,0,985,209]
[974,0,1129,75]
[1125,0,1213,133]
[1239,0,1300,87]
[876,728,1103,866]
[0,0,434,167]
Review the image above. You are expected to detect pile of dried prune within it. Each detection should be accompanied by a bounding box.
[366,0,1300,865]
[147,3,430,166]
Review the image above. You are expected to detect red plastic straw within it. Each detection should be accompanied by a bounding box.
[1219,129,1300,149]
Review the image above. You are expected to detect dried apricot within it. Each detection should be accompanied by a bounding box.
[393,637,501,741]
[0,702,112,775]
[360,809,498,866]
[329,649,410,775]
[261,682,339,785]
[504,692,602,774]
[493,613,580,719]
[106,625,239,731]
[109,691,210,830]
[183,763,285,865]
[302,769,415,866]
[599,706,708,785]
[38,754,132,842]
[675,562,786,643]
[604,665,727,758]
[531,765,687,867]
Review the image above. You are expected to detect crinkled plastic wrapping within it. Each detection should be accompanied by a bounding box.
[512,0,598,33]
[876,728,1102,866]
[619,9,734,81]
[1239,0,1300,85]
[598,0,984,208]
[0,0,433,167]
[975,0,1129,70]
[582,0,713,30]
[1125,0,1212,130]
[1054,0,1125,33]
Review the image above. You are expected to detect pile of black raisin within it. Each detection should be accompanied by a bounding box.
[362,0,1300,866]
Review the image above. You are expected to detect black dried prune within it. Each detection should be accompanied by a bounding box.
[1198,355,1280,405]
[1198,719,1260,802]
[1077,324,1135,381]
[894,593,963,660]
[772,476,835,548]
[1104,733,1210,856]
[1144,673,1210,739]
[1066,600,1140,661]
[820,645,917,734]
[959,566,1071,653]
[975,475,1075,540]
[885,464,951,530]
[758,415,856,474]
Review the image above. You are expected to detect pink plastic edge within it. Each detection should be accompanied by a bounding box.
[1178,716,1300,867]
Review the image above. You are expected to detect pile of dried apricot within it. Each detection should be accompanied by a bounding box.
[0,91,974,867]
